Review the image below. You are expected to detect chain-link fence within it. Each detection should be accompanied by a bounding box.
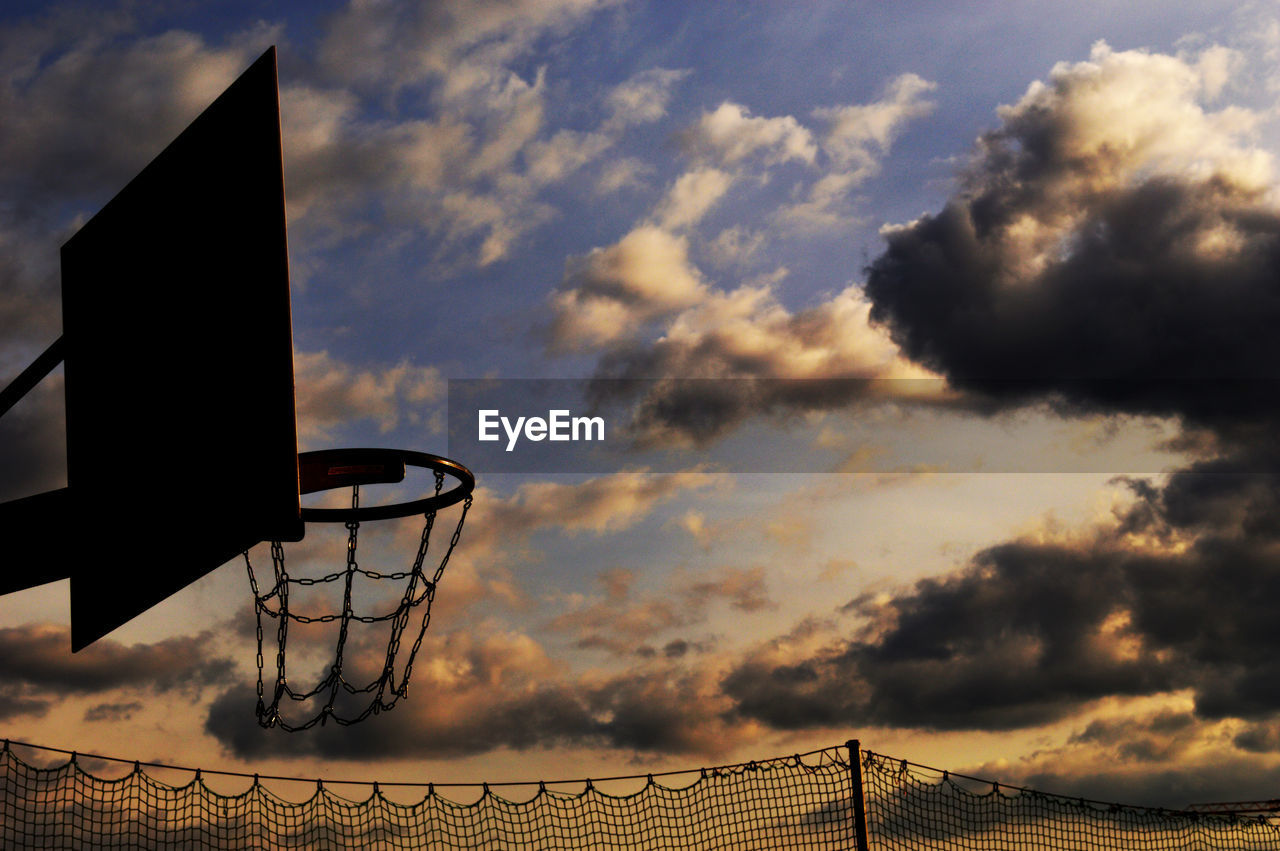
[0,740,854,849]
[5,738,1280,849]
[861,749,1280,850]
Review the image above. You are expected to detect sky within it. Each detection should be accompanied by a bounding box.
[2,0,1280,810]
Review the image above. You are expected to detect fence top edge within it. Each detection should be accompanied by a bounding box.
[1,736,850,790]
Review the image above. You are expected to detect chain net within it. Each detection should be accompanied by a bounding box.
[0,740,854,849]
[244,477,472,731]
[861,749,1280,850]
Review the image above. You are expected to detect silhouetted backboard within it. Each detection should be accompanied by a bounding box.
[60,47,302,650]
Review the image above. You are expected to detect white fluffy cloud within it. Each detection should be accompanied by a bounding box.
[0,12,571,280]
[526,128,615,185]
[279,67,555,266]
[641,283,927,382]
[0,28,268,201]
[706,225,766,268]
[606,67,690,126]
[775,73,937,230]
[995,41,1268,192]
[317,0,620,91]
[567,272,937,445]
[294,350,444,445]
[960,40,1272,280]
[551,70,940,374]
[549,223,929,385]
[774,170,866,231]
[680,102,817,166]
[0,0,626,274]
[547,68,944,443]
[654,167,734,230]
[306,0,628,265]
[814,73,937,174]
[296,8,699,268]
[549,225,707,350]
[594,156,655,195]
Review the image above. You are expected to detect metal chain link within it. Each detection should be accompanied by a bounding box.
[243,475,472,731]
[401,490,471,696]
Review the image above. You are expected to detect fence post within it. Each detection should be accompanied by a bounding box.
[849,739,870,851]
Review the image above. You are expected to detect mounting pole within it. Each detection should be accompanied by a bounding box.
[849,739,870,851]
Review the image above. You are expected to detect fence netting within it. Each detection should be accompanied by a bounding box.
[0,740,853,849]
[861,749,1280,850]
[5,738,1280,849]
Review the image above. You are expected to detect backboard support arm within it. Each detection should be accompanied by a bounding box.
[0,488,72,595]
[0,336,64,421]
[0,337,72,596]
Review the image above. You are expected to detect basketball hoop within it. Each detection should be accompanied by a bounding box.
[243,448,474,731]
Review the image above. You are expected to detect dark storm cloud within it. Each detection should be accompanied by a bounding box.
[1124,447,1280,539]
[1068,710,1197,763]
[727,540,1174,731]
[864,44,1280,427]
[1018,759,1280,810]
[0,684,52,720]
[1232,721,1280,753]
[0,624,234,721]
[662,638,715,658]
[203,679,600,760]
[722,443,1280,732]
[205,655,745,760]
[587,374,945,450]
[0,624,235,694]
[866,181,1280,424]
[83,701,143,722]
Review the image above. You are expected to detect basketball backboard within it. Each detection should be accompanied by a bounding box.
[0,47,303,650]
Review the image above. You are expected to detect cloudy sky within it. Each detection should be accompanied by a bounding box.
[2,0,1280,808]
